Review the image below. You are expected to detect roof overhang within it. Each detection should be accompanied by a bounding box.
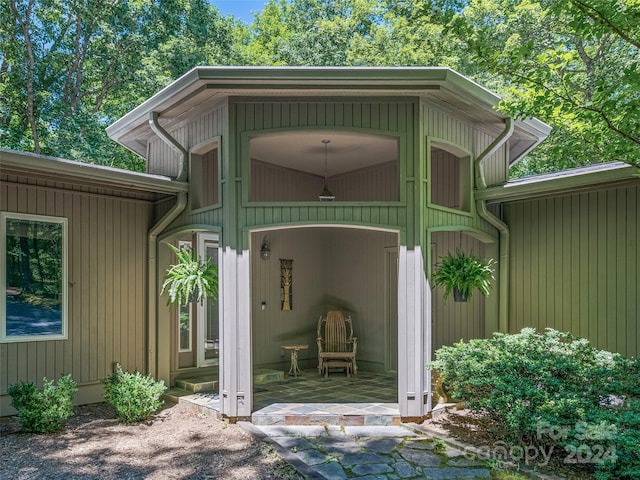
[106,66,551,161]
[476,162,639,204]
[0,149,188,196]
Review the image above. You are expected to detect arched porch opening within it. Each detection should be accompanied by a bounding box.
[250,225,399,409]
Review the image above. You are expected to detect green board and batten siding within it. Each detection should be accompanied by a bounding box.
[149,102,228,230]
[422,101,505,240]
[147,97,505,253]
[504,184,639,358]
[0,174,153,412]
[146,95,509,361]
[234,99,417,250]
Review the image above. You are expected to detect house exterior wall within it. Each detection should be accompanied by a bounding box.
[430,231,488,351]
[504,183,639,358]
[150,94,508,418]
[148,100,228,178]
[0,174,153,414]
[422,102,505,245]
[149,97,506,251]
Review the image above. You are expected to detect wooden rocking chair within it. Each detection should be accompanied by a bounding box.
[317,311,358,377]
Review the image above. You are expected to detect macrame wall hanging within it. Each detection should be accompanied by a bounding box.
[280,259,293,311]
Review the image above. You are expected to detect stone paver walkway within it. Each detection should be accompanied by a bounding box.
[243,423,491,480]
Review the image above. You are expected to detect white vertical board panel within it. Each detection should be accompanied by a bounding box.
[397,246,431,417]
[219,246,252,418]
[236,249,252,417]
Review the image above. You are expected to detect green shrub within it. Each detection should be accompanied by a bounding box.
[102,365,167,423]
[8,374,77,433]
[430,328,640,479]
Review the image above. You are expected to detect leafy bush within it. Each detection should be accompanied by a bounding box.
[8,374,77,433]
[102,365,167,423]
[430,328,640,479]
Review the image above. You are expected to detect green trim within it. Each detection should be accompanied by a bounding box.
[243,221,405,233]
[428,225,497,244]
[428,204,474,219]
[243,201,404,208]
[242,223,405,255]
[189,205,223,215]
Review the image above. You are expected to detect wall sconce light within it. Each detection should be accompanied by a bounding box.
[260,239,271,260]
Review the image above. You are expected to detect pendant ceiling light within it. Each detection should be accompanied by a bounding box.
[318,139,335,201]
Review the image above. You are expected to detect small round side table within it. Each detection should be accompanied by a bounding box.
[281,344,309,377]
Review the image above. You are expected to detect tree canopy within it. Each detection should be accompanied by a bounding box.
[0,0,241,170]
[428,0,640,173]
[1,0,638,175]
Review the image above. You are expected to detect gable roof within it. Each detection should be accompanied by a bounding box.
[106,66,551,163]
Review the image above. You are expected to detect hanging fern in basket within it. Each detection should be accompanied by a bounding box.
[432,248,495,301]
[161,244,218,306]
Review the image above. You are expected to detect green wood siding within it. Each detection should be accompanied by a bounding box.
[148,102,228,177]
[153,97,506,256]
[429,231,488,350]
[1,175,153,411]
[232,99,416,249]
[421,103,504,260]
[504,184,639,358]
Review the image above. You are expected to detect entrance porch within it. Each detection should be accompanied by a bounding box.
[167,368,400,426]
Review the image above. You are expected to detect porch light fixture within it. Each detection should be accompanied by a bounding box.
[318,139,335,201]
[260,238,271,260]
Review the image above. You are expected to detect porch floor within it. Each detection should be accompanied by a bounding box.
[254,369,397,409]
[169,369,400,425]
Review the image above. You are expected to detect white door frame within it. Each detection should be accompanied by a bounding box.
[196,232,220,367]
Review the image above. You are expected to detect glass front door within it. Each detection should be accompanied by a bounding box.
[197,233,219,366]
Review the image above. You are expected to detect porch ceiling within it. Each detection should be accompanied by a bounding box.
[251,130,398,177]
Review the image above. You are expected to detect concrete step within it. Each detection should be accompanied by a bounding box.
[172,368,285,394]
[253,368,285,384]
[251,402,401,426]
[164,387,198,403]
[175,377,218,393]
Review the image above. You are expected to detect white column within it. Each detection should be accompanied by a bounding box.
[219,246,252,418]
[397,246,432,418]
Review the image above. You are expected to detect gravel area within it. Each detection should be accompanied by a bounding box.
[0,402,300,480]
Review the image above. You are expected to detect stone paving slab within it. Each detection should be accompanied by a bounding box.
[422,467,491,479]
[250,423,494,479]
[362,438,403,454]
